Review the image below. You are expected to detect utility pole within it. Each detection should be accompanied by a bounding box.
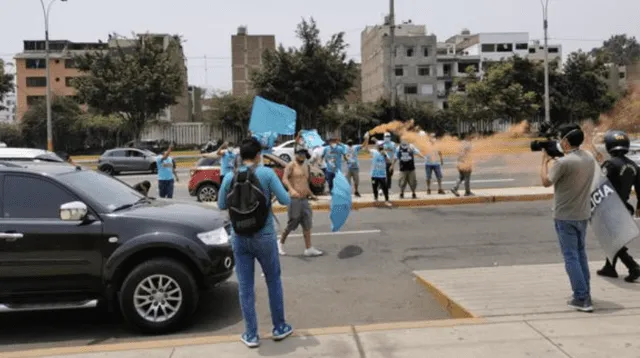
[388,0,396,121]
[541,0,551,124]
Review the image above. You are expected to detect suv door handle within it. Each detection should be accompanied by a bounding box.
[0,233,23,242]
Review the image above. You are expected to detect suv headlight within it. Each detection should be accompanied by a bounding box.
[197,227,229,245]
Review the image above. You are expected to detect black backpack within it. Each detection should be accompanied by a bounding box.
[226,167,269,235]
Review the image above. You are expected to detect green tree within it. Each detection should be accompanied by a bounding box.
[73,34,185,141]
[592,34,640,66]
[0,123,22,146]
[76,113,126,149]
[0,59,14,110]
[251,18,359,129]
[552,51,617,123]
[20,96,83,151]
[205,93,253,135]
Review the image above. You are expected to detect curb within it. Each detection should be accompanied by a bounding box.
[272,193,553,213]
[414,274,477,319]
[2,318,485,358]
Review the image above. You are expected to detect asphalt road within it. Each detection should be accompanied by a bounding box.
[4,200,639,353]
[115,152,541,201]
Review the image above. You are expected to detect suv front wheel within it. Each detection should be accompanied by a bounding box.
[119,258,199,334]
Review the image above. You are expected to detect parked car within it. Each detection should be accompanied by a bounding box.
[0,162,234,334]
[98,148,159,175]
[0,147,65,163]
[188,154,326,202]
[0,142,6,148]
[200,139,222,154]
[124,139,170,153]
[272,140,296,162]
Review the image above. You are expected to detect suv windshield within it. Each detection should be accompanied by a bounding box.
[197,157,220,167]
[57,170,145,212]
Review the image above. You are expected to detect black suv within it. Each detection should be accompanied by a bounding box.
[0,162,234,334]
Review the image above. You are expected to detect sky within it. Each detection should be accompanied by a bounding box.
[1,0,638,95]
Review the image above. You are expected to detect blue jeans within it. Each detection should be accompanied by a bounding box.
[325,171,336,192]
[231,231,286,338]
[158,179,174,198]
[554,219,590,301]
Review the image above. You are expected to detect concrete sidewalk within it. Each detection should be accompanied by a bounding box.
[11,261,640,358]
[272,186,553,212]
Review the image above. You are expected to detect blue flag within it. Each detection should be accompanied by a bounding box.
[300,129,325,148]
[252,131,278,154]
[330,170,352,232]
[249,96,296,135]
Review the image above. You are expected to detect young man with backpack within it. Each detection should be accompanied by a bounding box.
[217,137,293,348]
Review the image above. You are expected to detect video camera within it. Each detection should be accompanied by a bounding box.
[530,122,564,158]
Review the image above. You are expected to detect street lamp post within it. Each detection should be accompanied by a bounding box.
[541,0,551,124]
[39,0,66,152]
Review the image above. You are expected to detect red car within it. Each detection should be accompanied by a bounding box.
[188,154,326,202]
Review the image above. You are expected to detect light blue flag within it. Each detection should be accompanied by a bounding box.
[249,96,297,135]
[300,129,325,148]
[252,131,278,154]
[330,170,352,232]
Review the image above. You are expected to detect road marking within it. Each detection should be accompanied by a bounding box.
[441,178,515,185]
[288,229,382,237]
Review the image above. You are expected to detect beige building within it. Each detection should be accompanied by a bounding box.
[14,34,190,122]
[231,27,275,96]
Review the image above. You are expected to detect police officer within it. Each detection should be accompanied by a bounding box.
[597,130,640,282]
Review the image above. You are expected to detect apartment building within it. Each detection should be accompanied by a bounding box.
[0,92,16,123]
[231,27,276,96]
[13,33,190,122]
[361,22,438,105]
[606,61,640,95]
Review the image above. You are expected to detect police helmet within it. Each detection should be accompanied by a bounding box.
[604,130,630,155]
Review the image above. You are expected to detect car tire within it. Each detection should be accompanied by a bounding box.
[119,258,199,334]
[100,164,115,176]
[196,183,218,202]
[279,154,291,162]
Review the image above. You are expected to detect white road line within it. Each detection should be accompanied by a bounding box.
[288,229,382,238]
[441,178,515,185]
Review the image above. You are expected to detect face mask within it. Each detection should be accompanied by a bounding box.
[384,137,390,143]
[330,144,336,148]
[556,141,564,154]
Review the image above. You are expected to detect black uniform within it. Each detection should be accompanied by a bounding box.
[598,154,640,282]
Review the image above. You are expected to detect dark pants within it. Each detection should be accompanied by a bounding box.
[372,177,389,201]
[158,179,175,198]
[385,163,392,190]
[453,170,471,194]
[326,171,336,192]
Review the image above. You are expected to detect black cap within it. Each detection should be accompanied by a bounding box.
[295,148,308,155]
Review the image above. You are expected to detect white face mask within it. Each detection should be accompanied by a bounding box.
[330,144,336,148]
[384,137,391,143]
[556,141,564,154]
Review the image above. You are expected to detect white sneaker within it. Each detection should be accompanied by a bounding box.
[278,241,286,256]
[304,247,324,257]
[384,201,393,208]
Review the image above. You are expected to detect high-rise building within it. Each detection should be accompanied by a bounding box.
[13,33,190,122]
[231,26,275,96]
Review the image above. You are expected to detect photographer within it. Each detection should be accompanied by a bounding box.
[596,130,640,282]
[540,123,596,313]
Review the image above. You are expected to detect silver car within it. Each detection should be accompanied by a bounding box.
[98,148,158,175]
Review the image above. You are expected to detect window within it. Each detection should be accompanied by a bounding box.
[620,72,626,79]
[57,171,144,212]
[529,48,536,54]
[26,96,45,105]
[515,43,528,50]
[548,47,559,53]
[282,141,295,148]
[458,63,479,73]
[25,59,46,69]
[404,85,418,94]
[406,47,414,57]
[126,150,144,157]
[65,77,77,87]
[481,44,495,52]
[422,46,429,57]
[108,150,126,157]
[443,101,449,110]
[443,64,452,76]
[395,67,404,76]
[420,84,434,95]
[65,59,76,68]
[26,77,47,87]
[2,175,76,219]
[418,66,431,76]
[496,43,513,52]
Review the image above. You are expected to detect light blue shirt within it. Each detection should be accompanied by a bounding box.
[382,141,396,160]
[156,156,174,181]
[370,149,388,178]
[220,151,236,177]
[323,145,347,173]
[345,145,362,170]
[218,165,290,237]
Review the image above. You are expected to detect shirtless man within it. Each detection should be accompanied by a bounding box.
[278,148,323,257]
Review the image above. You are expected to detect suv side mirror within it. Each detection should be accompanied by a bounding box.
[60,201,88,221]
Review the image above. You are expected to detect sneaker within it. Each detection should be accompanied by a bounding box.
[567,298,593,312]
[272,323,294,341]
[625,267,640,282]
[450,188,460,197]
[412,193,417,199]
[597,262,618,278]
[464,192,475,197]
[399,193,404,199]
[278,241,286,256]
[241,333,260,348]
[384,201,393,208]
[304,247,323,257]
[355,192,361,198]
[427,189,431,195]
[438,189,446,195]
